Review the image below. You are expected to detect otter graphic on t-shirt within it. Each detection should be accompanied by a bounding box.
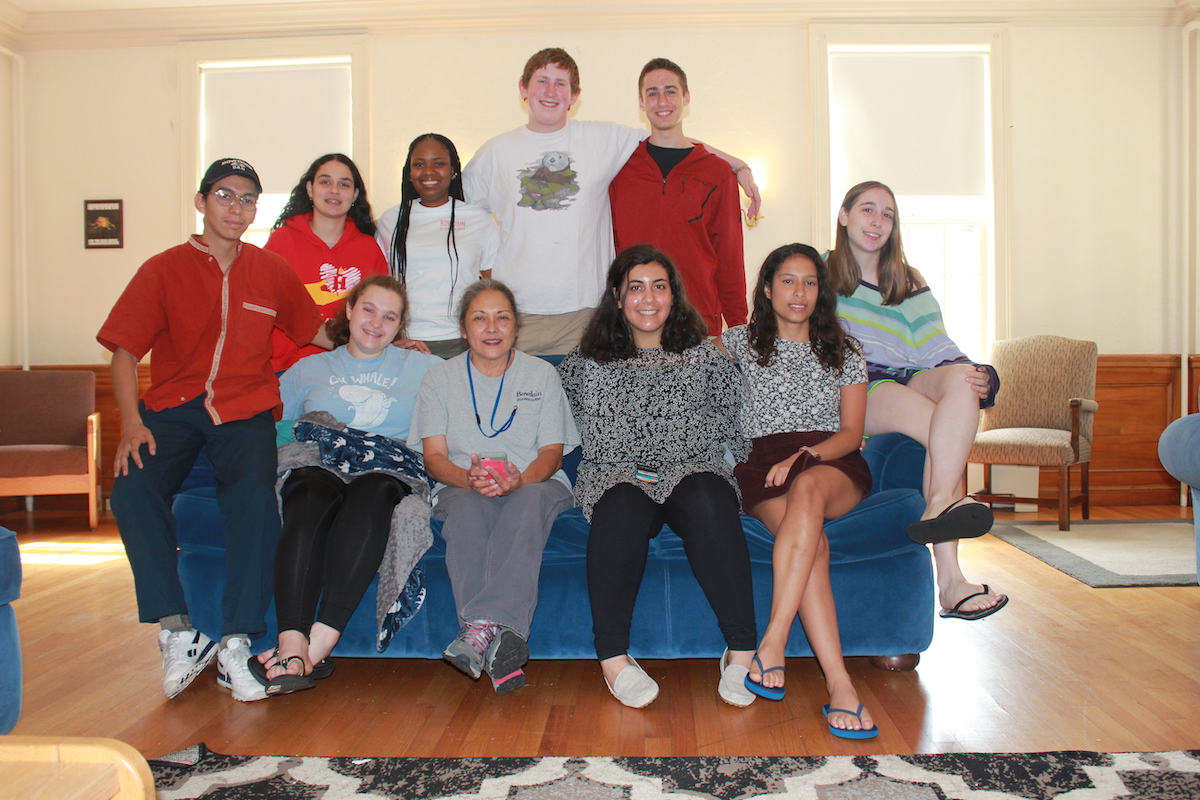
[338,384,396,429]
[517,151,579,210]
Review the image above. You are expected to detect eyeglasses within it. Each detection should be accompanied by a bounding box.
[212,188,258,208]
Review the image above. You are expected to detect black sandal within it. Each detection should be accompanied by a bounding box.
[906,499,994,545]
[266,656,316,696]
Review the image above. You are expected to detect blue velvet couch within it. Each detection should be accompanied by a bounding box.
[0,525,22,734]
[173,433,934,666]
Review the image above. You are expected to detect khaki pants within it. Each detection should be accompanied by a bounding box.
[515,308,595,356]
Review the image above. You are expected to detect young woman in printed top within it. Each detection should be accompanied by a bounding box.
[557,244,757,709]
[253,275,442,697]
[376,134,499,359]
[827,181,1007,621]
[407,279,579,695]
[721,243,877,739]
[265,154,400,372]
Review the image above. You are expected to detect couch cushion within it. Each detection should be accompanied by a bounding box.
[0,370,95,446]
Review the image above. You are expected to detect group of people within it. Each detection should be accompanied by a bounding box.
[98,46,1003,742]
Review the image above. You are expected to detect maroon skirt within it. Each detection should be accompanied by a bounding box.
[734,431,872,515]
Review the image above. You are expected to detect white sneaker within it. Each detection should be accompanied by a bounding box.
[216,637,267,702]
[159,629,217,699]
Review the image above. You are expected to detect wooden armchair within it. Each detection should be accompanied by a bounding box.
[0,370,103,529]
[968,335,1098,530]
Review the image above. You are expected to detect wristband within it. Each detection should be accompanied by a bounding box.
[732,163,752,174]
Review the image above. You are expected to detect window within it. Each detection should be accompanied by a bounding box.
[180,37,369,246]
[811,26,1010,357]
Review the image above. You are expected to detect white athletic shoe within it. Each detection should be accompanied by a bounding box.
[159,629,217,699]
[216,637,267,702]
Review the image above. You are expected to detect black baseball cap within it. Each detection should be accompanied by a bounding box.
[199,158,263,194]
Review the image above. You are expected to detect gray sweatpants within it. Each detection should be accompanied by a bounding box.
[433,481,573,639]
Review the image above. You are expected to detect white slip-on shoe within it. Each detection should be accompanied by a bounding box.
[717,648,756,707]
[216,637,267,702]
[159,629,217,699]
[604,655,659,709]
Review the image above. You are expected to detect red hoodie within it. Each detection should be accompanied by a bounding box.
[609,141,746,336]
[264,212,388,371]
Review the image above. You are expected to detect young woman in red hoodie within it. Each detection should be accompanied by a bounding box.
[265,154,392,371]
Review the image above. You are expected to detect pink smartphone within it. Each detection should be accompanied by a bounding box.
[479,452,508,479]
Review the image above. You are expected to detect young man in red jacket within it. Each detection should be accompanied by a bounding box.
[99,158,328,703]
[609,58,747,337]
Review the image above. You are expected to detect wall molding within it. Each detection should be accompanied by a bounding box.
[8,0,1191,52]
[6,353,1194,506]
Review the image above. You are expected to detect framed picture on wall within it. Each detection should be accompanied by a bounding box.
[84,200,123,249]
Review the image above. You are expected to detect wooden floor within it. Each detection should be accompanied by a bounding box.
[4,503,1197,761]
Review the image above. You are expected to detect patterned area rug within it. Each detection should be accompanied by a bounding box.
[991,520,1197,587]
[150,744,1200,799]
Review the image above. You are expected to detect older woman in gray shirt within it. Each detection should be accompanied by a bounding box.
[408,279,579,695]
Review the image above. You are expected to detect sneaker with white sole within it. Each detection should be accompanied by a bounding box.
[159,629,217,699]
[216,637,267,702]
[443,620,497,680]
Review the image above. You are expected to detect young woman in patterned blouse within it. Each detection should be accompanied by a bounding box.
[721,243,878,739]
[558,244,758,710]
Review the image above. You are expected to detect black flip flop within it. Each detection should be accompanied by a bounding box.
[249,652,334,688]
[939,586,1009,620]
[266,656,316,696]
[907,500,994,545]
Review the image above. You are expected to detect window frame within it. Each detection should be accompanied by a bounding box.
[178,35,370,243]
[809,23,1011,349]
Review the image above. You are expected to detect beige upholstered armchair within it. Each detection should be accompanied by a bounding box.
[0,370,103,529]
[968,335,1098,531]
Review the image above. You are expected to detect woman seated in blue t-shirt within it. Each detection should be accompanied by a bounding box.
[251,275,442,698]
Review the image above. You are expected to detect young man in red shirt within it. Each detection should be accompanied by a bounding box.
[609,58,747,337]
[98,158,327,702]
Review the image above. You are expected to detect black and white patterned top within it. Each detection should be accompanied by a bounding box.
[721,325,867,439]
[557,342,747,520]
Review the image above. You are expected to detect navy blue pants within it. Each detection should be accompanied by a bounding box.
[110,395,279,638]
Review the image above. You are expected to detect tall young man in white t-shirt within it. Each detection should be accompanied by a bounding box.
[463,48,760,355]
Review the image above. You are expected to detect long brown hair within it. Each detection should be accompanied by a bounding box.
[826,180,919,305]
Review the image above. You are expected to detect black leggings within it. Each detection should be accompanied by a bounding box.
[587,473,757,660]
[276,467,411,635]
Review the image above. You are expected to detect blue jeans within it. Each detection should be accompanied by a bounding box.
[110,395,279,638]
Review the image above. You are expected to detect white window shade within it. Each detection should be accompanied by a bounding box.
[201,62,352,193]
[829,51,987,197]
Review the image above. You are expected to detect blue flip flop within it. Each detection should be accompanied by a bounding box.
[743,654,786,700]
[823,703,879,739]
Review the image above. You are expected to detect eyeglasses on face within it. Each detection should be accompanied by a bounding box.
[212,188,258,208]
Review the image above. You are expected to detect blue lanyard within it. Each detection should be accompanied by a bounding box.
[467,350,516,438]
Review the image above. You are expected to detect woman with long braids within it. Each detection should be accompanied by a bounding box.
[377,134,499,358]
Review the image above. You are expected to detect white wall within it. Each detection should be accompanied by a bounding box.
[1008,25,1181,351]
[0,53,13,366]
[5,20,1189,365]
[23,44,180,365]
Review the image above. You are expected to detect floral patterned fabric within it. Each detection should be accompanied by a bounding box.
[721,326,867,439]
[557,342,747,520]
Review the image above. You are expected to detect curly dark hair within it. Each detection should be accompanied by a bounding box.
[746,243,856,372]
[274,154,376,236]
[324,275,409,348]
[579,244,706,362]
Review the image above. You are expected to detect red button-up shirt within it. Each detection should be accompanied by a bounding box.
[98,236,323,424]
